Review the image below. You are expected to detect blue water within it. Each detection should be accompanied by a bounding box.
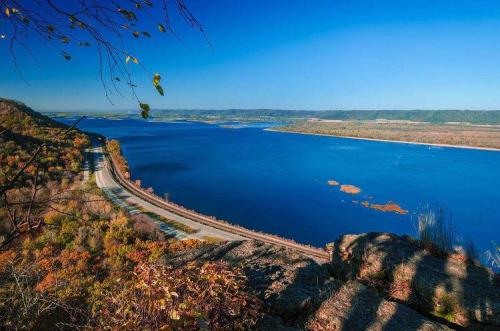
[63,118,500,257]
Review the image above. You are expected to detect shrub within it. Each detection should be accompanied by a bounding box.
[89,261,261,330]
[434,292,460,322]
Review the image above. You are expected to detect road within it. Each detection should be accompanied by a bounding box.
[91,145,330,262]
[91,146,245,241]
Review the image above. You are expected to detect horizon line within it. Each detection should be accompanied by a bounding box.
[39,108,500,113]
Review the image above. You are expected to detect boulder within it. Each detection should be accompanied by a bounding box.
[329,232,500,329]
[167,239,454,330]
[307,280,453,331]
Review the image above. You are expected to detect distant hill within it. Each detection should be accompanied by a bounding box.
[150,109,500,124]
[47,108,500,125]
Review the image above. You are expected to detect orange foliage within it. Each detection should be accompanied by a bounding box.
[0,250,16,273]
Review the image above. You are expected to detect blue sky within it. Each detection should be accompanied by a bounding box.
[2,0,500,111]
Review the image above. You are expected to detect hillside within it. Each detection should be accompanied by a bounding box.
[0,99,261,329]
[0,99,498,330]
[0,98,90,189]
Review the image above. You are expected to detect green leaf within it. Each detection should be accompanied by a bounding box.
[158,24,166,33]
[60,36,70,43]
[125,55,131,63]
[155,85,164,96]
[114,77,121,81]
[139,103,150,118]
[62,52,72,61]
[132,57,139,64]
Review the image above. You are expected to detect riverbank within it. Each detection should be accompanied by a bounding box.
[267,127,500,152]
[99,141,331,261]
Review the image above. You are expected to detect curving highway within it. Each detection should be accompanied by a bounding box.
[92,145,330,262]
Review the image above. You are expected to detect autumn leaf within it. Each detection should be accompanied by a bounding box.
[132,57,139,64]
[153,73,161,86]
[153,73,164,96]
[170,309,180,320]
[158,24,166,32]
[142,31,151,37]
[125,55,131,63]
[132,31,140,38]
[5,7,10,17]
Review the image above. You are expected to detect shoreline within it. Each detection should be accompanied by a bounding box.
[265,128,500,152]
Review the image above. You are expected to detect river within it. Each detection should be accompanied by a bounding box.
[60,117,500,261]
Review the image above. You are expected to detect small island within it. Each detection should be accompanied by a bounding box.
[366,202,408,215]
[340,184,362,194]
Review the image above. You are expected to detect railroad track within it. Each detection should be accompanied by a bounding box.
[101,145,330,262]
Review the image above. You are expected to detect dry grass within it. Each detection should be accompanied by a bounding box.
[432,289,466,324]
[417,209,456,256]
[276,120,500,149]
[486,241,500,269]
[201,236,225,244]
[136,207,199,234]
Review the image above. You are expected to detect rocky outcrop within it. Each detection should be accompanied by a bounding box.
[307,281,452,331]
[329,232,500,329]
[166,239,456,330]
